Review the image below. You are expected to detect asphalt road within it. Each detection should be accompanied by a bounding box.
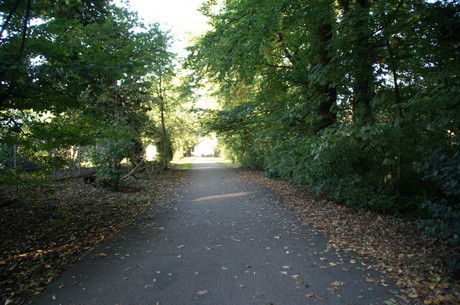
[29,158,398,305]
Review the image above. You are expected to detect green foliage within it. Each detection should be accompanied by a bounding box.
[1,0,179,186]
[188,0,460,256]
[419,201,460,274]
[90,141,127,190]
[421,145,460,199]
[187,0,460,272]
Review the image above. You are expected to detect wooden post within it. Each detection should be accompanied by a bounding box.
[52,148,57,179]
[78,147,82,176]
[13,144,18,169]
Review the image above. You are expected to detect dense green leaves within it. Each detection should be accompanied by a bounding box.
[0,0,178,186]
[189,0,460,270]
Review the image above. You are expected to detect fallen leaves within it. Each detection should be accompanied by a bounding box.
[306,292,318,299]
[242,170,460,304]
[0,169,186,305]
[423,296,446,304]
[197,289,208,295]
[291,274,304,285]
[327,280,345,293]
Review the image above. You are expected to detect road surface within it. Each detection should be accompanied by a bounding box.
[29,158,397,305]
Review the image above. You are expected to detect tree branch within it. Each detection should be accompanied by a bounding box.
[0,0,21,40]
[122,160,155,181]
[19,0,31,54]
[276,32,296,65]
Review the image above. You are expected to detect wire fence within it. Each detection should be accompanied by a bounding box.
[0,145,96,180]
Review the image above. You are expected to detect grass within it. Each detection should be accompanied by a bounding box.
[172,162,191,170]
[170,157,192,170]
[217,160,240,169]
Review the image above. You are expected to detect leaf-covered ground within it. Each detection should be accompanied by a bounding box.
[0,169,186,305]
[2,163,459,305]
[241,170,459,305]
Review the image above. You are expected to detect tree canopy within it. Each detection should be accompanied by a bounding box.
[1,0,459,273]
[188,0,459,269]
[0,0,200,186]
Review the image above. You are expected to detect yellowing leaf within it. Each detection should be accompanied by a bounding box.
[291,274,304,284]
[408,292,419,298]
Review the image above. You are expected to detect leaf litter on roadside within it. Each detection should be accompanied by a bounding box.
[0,169,186,305]
[242,170,460,304]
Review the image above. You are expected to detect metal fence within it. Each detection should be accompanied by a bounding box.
[0,145,95,180]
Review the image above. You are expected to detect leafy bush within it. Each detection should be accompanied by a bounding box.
[421,147,460,199]
[418,145,460,274]
[419,201,460,275]
[263,127,402,213]
[90,137,136,190]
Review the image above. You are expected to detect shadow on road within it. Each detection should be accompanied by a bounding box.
[29,154,399,305]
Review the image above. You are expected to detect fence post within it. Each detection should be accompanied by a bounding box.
[78,147,82,176]
[13,145,18,169]
[52,148,57,179]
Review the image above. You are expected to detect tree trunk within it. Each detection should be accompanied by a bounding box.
[160,94,168,170]
[340,0,375,123]
[19,0,32,54]
[157,71,168,170]
[311,12,337,132]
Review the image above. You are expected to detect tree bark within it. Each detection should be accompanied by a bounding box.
[19,0,32,54]
[157,72,168,170]
[312,20,337,132]
[338,0,376,123]
[160,95,168,170]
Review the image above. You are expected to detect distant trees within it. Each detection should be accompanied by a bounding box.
[188,0,459,267]
[0,0,190,187]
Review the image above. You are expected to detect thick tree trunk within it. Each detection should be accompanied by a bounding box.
[156,71,169,170]
[351,0,375,123]
[340,0,376,123]
[312,21,337,132]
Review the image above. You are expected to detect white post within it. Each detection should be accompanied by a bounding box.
[78,147,82,176]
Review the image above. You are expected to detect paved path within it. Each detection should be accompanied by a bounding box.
[30,158,397,305]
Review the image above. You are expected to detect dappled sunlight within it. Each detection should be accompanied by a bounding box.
[192,191,253,203]
[172,157,228,164]
[171,157,234,170]
[189,157,225,164]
